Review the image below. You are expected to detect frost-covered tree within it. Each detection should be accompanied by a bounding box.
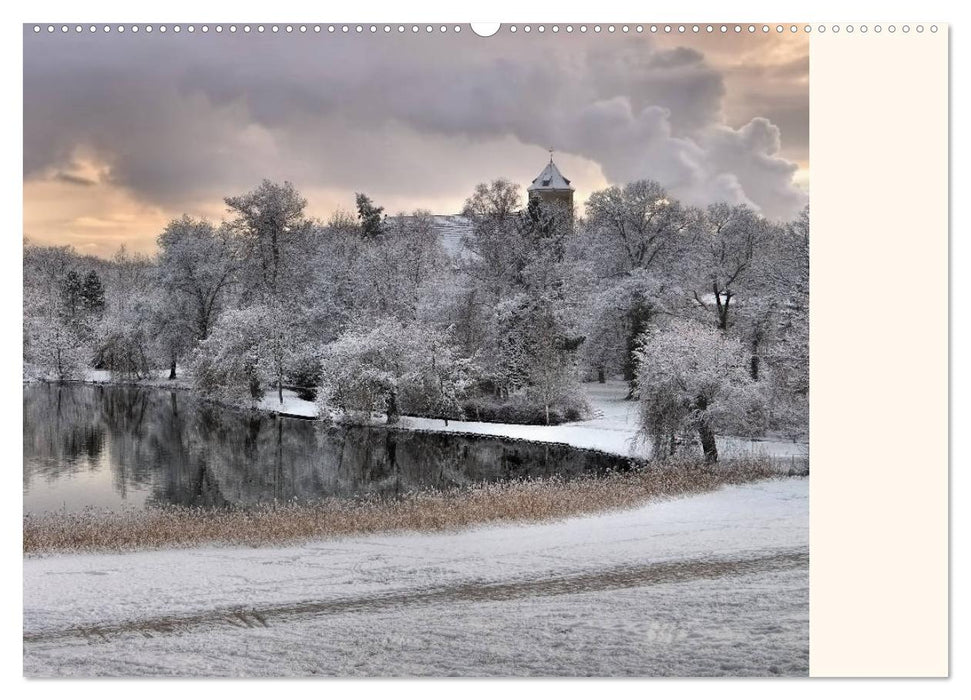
[459,179,583,419]
[462,179,524,300]
[518,195,574,291]
[732,297,778,382]
[24,315,88,381]
[577,269,681,388]
[762,206,810,435]
[689,203,772,331]
[80,271,106,316]
[225,180,312,302]
[60,270,84,323]
[635,319,760,463]
[524,298,586,425]
[24,244,89,378]
[300,212,369,336]
[493,292,587,423]
[328,208,360,236]
[93,291,157,380]
[105,246,155,309]
[584,180,694,276]
[157,215,238,342]
[148,291,195,380]
[393,211,451,319]
[319,319,475,424]
[191,304,305,404]
[361,211,450,321]
[54,268,106,347]
[89,247,158,379]
[192,307,268,402]
[578,181,695,391]
[93,311,155,379]
[443,285,491,358]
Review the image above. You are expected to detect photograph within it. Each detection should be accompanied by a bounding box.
[22,22,810,677]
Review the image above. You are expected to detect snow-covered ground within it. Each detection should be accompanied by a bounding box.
[24,478,808,677]
[407,382,807,460]
[258,390,319,418]
[82,368,192,389]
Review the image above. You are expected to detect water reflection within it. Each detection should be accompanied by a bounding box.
[23,384,632,514]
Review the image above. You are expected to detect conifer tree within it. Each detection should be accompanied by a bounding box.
[355,193,385,238]
[80,270,106,316]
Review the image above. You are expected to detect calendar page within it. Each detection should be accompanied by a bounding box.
[19,19,948,679]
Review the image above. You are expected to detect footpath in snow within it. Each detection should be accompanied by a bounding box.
[24,478,809,677]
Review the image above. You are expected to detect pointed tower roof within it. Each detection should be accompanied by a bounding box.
[528,156,574,193]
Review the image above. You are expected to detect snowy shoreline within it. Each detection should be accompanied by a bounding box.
[28,372,809,461]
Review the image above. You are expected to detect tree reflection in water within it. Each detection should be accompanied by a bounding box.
[24,384,631,512]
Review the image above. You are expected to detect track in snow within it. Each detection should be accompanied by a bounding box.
[25,548,807,646]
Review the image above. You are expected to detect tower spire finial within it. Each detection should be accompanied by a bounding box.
[549,147,554,164]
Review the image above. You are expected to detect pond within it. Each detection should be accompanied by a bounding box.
[23,383,635,514]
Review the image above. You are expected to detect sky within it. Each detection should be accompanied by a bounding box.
[23,26,809,257]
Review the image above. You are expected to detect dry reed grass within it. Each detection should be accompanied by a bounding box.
[24,459,794,555]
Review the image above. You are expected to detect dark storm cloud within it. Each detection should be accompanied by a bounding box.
[52,172,97,187]
[24,27,808,223]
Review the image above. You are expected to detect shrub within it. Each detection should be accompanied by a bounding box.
[460,394,586,426]
[288,352,322,401]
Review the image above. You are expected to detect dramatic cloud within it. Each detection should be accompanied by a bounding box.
[24,27,808,255]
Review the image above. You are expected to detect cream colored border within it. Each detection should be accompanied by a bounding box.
[809,26,949,676]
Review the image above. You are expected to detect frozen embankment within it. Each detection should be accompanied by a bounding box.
[24,478,808,677]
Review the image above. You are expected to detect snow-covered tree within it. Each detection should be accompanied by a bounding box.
[24,315,88,381]
[584,180,694,277]
[493,292,587,423]
[462,179,524,300]
[148,291,195,380]
[578,181,695,392]
[93,291,157,380]
[635,319,760,463]
[80,270,106,316]
[53,267,106,346]
[689,203,773,331]
[60,270,84,323]
[192,307,268,403]
[518,195,574,291]
[225,180,312,302]
[87,247,159,379]
[319,319,475,424]
[732,297,778,382]
[192,303,306,405]
[577,269,682,388]
[23,244,91,379]
[762,206,810,435]
[156,215,238,342]
[524,298,587,425]
[360,210,450,321]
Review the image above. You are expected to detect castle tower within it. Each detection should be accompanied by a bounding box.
[527,153,574,212]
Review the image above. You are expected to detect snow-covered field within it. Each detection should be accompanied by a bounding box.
[24,478,808,677]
